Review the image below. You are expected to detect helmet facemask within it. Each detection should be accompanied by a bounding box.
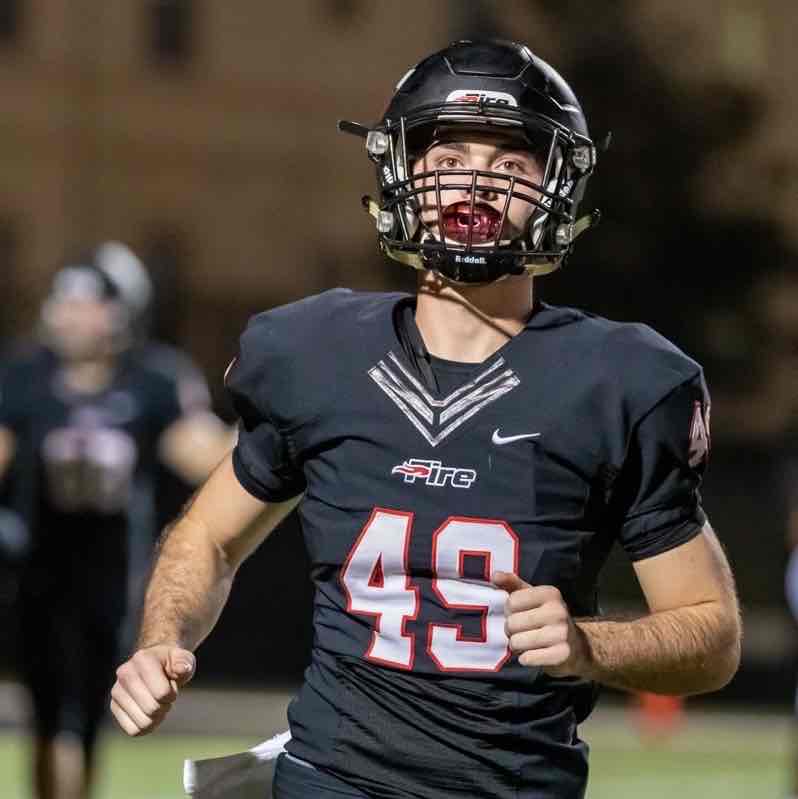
[340,40,600,284]
[355,103,596,284]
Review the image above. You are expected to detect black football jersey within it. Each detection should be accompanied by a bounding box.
[225,289,711,799]
[126,341,212,566]
[0,344,184,565]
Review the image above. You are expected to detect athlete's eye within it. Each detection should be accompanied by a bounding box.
[437,156,461,170]
[495,159,525,173]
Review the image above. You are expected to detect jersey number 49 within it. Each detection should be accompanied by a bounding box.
[340,507,519,673]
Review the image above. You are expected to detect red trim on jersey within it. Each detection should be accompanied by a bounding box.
[459,549,492,582]
[339,507,420,671]
[427,515,520,674]
[368,554,385,588]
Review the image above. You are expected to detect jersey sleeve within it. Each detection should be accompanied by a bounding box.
[135,343,212,416]
[148,373,186,439]
[224,318,307,503]
[0,358,29,434]
[614,373,710,561]
[782,450,798,514]
[160,349,212,415]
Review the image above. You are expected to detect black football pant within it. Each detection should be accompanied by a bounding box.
[273,753,370,798]
[19,547,126,760]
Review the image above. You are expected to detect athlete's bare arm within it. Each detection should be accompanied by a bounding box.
[157,411,238,486]
[111,453,301,736]
[496,522,741,695]
[0,426,16,482]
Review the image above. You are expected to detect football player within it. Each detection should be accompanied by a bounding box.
[786,468,798,799]
[111,41,741,799]
[0,242,233,799]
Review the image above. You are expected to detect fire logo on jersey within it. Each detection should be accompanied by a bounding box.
[392,459,477,489]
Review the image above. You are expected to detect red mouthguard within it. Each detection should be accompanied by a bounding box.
[441,202,502,244]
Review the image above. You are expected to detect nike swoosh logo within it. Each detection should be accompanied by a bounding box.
[491,429,541,445]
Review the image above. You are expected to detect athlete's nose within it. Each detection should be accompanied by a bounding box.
[465,170,500,203]
[483,174,502,201]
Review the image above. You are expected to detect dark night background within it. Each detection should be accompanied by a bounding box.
[1,0,797,708]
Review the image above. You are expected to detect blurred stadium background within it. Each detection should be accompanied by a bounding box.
[1,1,798,796]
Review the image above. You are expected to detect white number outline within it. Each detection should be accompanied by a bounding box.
[428,516,519,673]
[340,508,520,674]
[340,508,420,670]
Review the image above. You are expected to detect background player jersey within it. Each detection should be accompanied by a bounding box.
[0,344,184,561]
[125,341,212,582]
[226,289,711,799]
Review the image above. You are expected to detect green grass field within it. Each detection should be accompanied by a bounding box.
[0,709,790,798]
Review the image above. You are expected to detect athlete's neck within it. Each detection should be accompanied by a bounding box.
[414,272,534,363]
[61,358,116,394]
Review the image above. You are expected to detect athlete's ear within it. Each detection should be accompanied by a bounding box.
[491,571,530,593]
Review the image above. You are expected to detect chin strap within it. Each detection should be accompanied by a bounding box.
[362,196,600,276]
[572,209,601,241]
[363,197,426,270]
[385,247,426,271]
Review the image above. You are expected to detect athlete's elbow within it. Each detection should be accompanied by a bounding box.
[689,612,742,695]
[160,514,237,580]
[686,652,739,696]
[713,616,743,690]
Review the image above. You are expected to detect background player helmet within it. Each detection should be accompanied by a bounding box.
[92,241,154,333]
[340,39,600,284]
[41,241,153,356]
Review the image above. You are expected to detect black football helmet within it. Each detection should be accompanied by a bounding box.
[340,39,600,284]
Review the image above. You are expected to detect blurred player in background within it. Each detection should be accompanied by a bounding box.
[0,242,232,799]
[786,464,798,799]
[111,41,741,799]
[702,268,798,793]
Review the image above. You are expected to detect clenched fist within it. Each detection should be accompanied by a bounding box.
[492,572,589,677]
[110,645,195,736]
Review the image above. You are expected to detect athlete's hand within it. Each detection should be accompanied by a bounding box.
[492,572,589,677]
[110,645,196,736]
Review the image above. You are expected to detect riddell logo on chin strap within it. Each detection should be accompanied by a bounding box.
[392,459,477,488]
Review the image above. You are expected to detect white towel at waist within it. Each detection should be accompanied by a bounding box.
[183,730,291,798]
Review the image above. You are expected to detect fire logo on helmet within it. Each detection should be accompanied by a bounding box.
[445,89,518,107]
[392,459,477,489]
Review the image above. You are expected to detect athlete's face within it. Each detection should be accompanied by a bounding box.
[410,133,545,247]
[43,296,119,361]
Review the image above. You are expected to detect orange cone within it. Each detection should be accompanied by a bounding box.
[633,692,686,741]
